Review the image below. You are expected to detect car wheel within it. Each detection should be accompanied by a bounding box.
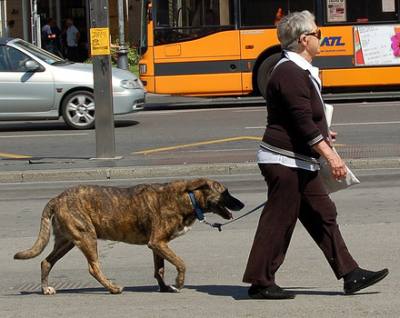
[61,90,95,129]
[257,53,281,99]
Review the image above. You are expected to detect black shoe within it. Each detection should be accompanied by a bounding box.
[343,267,389,295]
[248,284,295,299]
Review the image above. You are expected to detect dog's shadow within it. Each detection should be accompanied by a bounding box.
[17,285,378,299]
[18,285,159,296]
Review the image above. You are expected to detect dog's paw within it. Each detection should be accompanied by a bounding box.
[42,286,56,295]
[109,285,123,294]
[160,285,180,293]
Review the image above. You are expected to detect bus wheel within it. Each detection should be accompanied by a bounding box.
[257,53,281,99]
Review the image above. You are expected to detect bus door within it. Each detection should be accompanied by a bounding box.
[152,0,242,96]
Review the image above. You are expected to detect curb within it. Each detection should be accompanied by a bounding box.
[0,163,257,183]
[0,158,399,183]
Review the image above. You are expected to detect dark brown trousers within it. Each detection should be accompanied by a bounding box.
[243,164,358,286]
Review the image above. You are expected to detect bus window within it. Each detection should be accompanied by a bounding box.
[327,0,399,24]
[240,0,314,27]
[154,0,234,27]
[241,0,288,27]
[288,0,315,13]
[154,0,235,45]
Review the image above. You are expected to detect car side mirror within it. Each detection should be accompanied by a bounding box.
[25,60,42,72]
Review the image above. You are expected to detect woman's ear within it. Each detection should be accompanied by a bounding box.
[298,34,306,46]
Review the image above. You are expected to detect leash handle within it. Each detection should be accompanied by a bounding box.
[212,223,223,232]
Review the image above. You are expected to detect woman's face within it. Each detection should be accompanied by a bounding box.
[303,23,321,57]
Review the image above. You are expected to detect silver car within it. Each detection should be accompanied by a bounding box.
[0,38,145,129]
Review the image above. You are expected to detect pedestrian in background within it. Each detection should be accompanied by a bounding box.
[41,18,62,57]
[49,19,63,57]
[242,10,388,300]
[64,18,80,61]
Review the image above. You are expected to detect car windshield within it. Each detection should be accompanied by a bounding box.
[12,39,70,65]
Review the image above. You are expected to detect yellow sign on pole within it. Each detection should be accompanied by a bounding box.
[90,27,111,56]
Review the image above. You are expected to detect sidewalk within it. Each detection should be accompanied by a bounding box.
[1,151,399,183]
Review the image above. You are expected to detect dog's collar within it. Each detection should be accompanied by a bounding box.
[188,192,205,221]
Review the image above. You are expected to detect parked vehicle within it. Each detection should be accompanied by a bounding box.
[0,38,145,129]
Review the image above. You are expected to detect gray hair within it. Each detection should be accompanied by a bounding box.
[277,10,316,52]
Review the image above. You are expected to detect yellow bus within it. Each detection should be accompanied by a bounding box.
[139,0,400,98]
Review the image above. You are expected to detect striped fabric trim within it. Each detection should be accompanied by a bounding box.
[308,134,324,147]
[260,142,319,164]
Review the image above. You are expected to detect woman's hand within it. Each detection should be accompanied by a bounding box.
[313,140,347,179]
[326,152,347,179]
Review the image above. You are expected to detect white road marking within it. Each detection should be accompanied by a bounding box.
[245,121,400,129]
[0,133,88,138]
[358,103,400,108]
[233,108,264,112]
[332,121,400,126]
[139,106,264,115]
[141,107,243,115]
[184,148,256,153]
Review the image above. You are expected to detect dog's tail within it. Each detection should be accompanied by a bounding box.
[14,199,56,260]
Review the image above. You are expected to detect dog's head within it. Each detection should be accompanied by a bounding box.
[186,178,245,219]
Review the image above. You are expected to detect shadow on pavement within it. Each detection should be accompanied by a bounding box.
[0,122,69,131]
[0,120,138,132]
[16,285,159,296]
[115,120,139,128]
[13,284,378,298]
[186,285,248,299]
[186,285,379,299]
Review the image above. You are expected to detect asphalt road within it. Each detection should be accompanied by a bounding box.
[1,100,400,164]
[0,170,399,317]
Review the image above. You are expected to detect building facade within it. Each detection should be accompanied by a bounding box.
[0,0,141,52]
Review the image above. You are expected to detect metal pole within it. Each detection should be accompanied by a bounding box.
[117,0,129,70]
[22,0,30,40]
[89,0,116,159]
[30,0,36,45]
[29,0,41,47]
[36,15,41,47]
[0,1,6,37]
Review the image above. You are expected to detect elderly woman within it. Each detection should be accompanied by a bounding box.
[242,11,388,300]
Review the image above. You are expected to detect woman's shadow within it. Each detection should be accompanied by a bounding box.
[185,285,376,300]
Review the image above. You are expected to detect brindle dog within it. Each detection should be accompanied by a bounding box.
[14,178,244,295]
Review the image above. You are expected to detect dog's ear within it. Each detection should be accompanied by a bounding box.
[185,179,226,193]
[185,178,211,192]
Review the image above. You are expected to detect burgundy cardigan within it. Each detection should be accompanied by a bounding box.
[262,60,329,159]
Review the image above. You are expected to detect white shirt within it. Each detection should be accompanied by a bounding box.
[256,50,322,172]
[66,25,79,47]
